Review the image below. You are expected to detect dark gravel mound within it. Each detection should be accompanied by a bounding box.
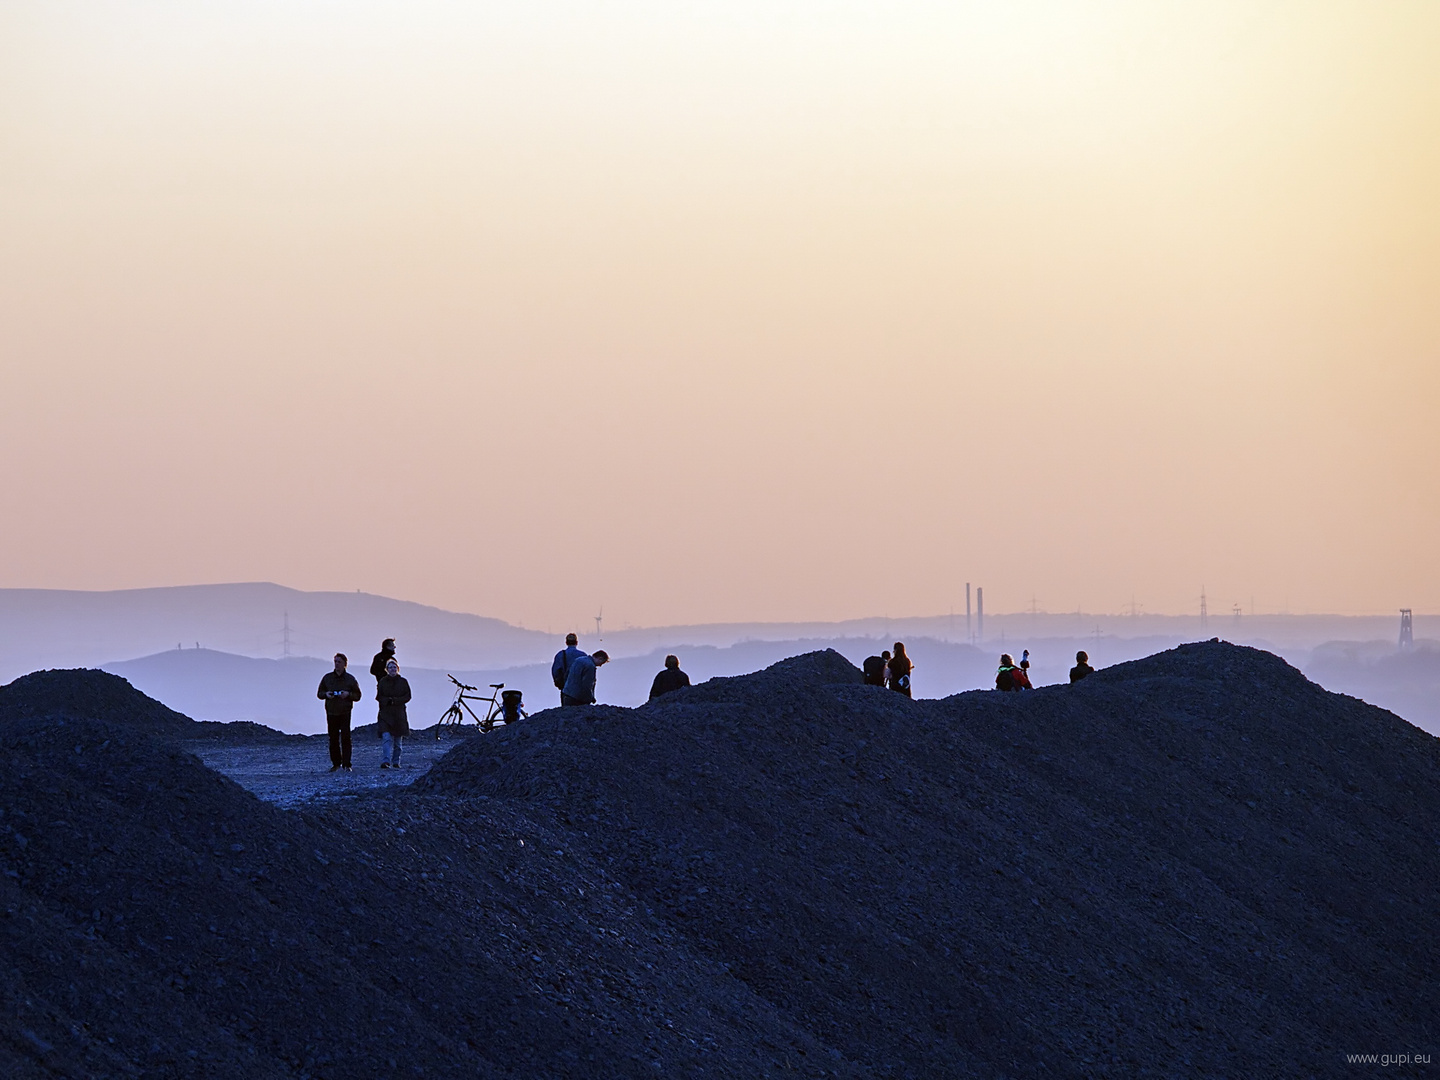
[3,644,1438,1078]
[0,669,195,733]
[0,669,294,743]
[420,641,1440,1077]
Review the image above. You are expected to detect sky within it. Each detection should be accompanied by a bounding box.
[1,1,1437,631]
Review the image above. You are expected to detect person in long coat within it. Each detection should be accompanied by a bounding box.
[376,657,412,769]
[887,642,913,698]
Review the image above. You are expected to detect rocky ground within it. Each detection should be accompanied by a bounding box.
[1,643,1437,1078]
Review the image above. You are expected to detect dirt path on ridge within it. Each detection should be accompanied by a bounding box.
[188,734,464,808]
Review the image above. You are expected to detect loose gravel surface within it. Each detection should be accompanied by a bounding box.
[2,645,1438,1079]
[190,737,455,808]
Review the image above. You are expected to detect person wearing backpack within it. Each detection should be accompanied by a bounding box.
[862,650,889,687]
[551,633,586,705]
[995,654,1018,692]
[1070,650,1096,683]
[888,642,913,698]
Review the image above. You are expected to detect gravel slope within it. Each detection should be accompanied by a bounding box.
[1,644,1437,1078]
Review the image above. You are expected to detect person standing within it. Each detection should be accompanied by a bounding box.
[317,653,362,772]
[370,638,396,688]
[562,650,608,706]
[1070,651,1096,683]
[862,650,889,687]
[551,633,586,705]
[376,657,412,769]
[887,642,913,698]
[648,654,691,700]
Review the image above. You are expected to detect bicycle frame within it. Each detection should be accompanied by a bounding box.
[438,676,509,738]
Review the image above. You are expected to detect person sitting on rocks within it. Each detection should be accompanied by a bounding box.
[562,650,608,706]
[376,657,412,769]
[649,654,691,700]
[888,642,913,698]
[996,654,1018,691]
[1070,650,1096,683]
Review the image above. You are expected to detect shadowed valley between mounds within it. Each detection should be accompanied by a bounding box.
[1,643,1437,1078]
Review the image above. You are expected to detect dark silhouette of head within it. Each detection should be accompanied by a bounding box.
[1000,654,1014,666]
[566,633,578,647]
[593,650,609,665]
[382,638,396,651]
[893,642,907,658]
[664,654,679,669]
[882,650,891,661]
[1076,650,1088,663]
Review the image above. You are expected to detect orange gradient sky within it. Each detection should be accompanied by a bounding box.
[1,2,1437,630]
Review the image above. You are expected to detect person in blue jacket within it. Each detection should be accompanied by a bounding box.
[551,633,586,705]
[561,650,608,706]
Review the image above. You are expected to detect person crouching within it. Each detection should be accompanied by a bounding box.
[377,657,412,769]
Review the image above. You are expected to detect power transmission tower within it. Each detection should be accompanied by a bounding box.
[1400,609,1413,650]
[1200,587,1208,634]
[282,611,292,659]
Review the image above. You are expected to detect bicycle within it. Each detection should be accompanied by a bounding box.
[437,675,526,738]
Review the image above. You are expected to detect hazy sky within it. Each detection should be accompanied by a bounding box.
[2,2,1436,630]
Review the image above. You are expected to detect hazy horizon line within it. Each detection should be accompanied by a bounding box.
[1,580,1428,628]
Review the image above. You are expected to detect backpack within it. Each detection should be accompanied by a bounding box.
[995,667,1015,692]
[862,656,885,685]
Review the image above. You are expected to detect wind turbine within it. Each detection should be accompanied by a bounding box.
[594,606,604,641]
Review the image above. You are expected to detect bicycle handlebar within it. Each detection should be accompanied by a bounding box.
[448,674,478,691]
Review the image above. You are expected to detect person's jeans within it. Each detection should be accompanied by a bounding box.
[382,731,403,767]
[327,712,352,767]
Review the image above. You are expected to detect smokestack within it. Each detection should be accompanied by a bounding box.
[966,583,971,643]
[977,587,984,643]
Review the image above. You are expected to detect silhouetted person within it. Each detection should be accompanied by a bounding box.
[1070,650,1095,683]
[996,654,1018,691]
[562,650,608,706]
[862,650,889,687]
[649,654,691,700]
[317,652,362,772]
[551,633,586,705]
[1016,659,1034,690]
[370,638,396,687]
[376,657,411,769]
[1018,649,1034,690]
[888,642,913,698]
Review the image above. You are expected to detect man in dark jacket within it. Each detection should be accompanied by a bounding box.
[370,638,396,687]
[1070,650,1095,683]
[561,650,608,706]
[317,653,362,771]
[376,657,412,769]
[648,654,691,700]
[551,634,586,705]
